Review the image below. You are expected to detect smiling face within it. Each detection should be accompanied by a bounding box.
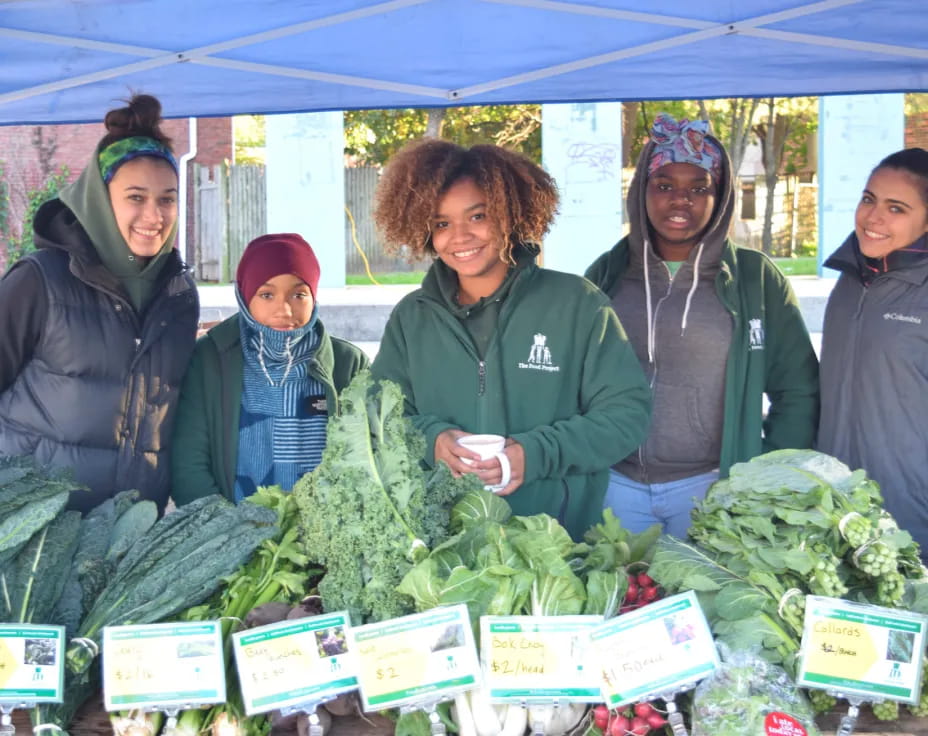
[247,273,315,330]
[107,156,179,259]
[855,167,928,259]
[431,176,508,302]
[645,162,717,260]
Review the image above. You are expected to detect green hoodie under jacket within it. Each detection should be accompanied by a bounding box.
[370,256,652,540]
[170,314,369,505]
[585,237,819,478]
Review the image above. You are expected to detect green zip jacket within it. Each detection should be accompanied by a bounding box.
[370,261,651,540]
[586,236,819,477]
[171,314,369,504]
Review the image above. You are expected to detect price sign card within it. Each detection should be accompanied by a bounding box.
[481,615,602,702]
[103,621,225,711]
[0,624,64,704]
[350,604,479,712]
[589,590,718,708]
[233,611,358,715]
[797,595,927,703]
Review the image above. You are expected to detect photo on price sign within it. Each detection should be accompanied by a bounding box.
[886,630,915,664]
[24,638,57,666]
[176,638,218,658]
[663,615,696,646]
[430,624,465,652]
[315,626,348,658]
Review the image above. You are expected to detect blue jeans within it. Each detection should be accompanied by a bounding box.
[603,468,719,539]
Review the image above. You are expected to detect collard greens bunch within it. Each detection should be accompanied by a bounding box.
[293,372,481,624]
[649,449,928,717]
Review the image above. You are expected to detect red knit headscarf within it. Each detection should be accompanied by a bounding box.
[236,233,321,303]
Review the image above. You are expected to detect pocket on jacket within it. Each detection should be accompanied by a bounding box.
[645,382,717,467]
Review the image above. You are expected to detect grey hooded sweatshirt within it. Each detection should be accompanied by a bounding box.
[603,136,737,484]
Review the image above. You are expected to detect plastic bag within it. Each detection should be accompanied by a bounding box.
[691,643,821,736]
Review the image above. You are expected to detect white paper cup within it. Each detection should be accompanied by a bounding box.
[457,434,511,492]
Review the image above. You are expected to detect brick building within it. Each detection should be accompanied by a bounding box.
[0,115,232,271]
[906,112,928,150]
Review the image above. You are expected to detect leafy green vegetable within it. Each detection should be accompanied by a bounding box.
[649,449,928,717]
[294,372,480,624]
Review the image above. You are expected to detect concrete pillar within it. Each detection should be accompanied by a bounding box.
[265,112,346,287]
[541,103,623,275]
[818,94,905,276]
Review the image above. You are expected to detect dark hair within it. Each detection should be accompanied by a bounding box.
[99,94,173,150]
[874,147,928,208]
[373,138,559,263]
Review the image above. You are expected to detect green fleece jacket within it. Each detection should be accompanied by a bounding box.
[170,314,369,504]
[585,237,819,477]
[370,259,652,540]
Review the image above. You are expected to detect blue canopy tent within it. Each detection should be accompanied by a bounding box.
[1,0,926,125]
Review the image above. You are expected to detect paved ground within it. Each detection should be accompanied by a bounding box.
[198,276,836,360]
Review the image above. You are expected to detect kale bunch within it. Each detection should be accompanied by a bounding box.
[294,371,480,624]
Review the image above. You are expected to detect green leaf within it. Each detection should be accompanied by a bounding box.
[714,582,769,621]
[451,489,511,530]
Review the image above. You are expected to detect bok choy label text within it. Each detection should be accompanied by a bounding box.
[481,615,602,702]
[102,621,225,711]
[589,591,718,707]
[233,611,358,715]
[349,604,479,711]
[797,596,928,703]
[0,624,64,703]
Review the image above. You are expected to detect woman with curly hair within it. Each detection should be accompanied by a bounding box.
[0,94,198,512]
[370,139,651,540]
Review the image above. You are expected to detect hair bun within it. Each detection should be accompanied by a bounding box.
[100,94,172,149]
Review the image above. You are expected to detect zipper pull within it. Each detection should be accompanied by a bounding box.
[478,361,487,396]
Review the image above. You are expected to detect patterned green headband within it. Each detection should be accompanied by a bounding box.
[98,136,178,183]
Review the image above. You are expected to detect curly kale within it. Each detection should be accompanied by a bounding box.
[294,372,480,624]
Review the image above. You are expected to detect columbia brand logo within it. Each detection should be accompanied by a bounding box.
[519,333,560,372]
[883,312,922,324]
[748,318,765,351]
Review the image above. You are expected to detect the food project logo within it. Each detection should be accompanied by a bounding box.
[748,318,765,351]
[883,312,922,324]
[519,332,560,372]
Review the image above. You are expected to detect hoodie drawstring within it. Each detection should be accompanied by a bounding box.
[644,239,705,363]
[681,241,705,334]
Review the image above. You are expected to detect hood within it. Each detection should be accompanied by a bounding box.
[56,142,178,312]
[624,133,735,364]
[626,133,735,277]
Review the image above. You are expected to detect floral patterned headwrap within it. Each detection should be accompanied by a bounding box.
[647,113,722,180]
[98,136,178,184]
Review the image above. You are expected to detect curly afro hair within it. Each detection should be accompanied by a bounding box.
[374,138,559,263]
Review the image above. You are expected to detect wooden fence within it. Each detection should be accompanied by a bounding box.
[192,163,421,282]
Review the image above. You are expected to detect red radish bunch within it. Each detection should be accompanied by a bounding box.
[591,702,668,735]
[619,571,661,613]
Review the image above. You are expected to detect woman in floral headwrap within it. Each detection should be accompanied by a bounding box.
[585,113,819,538]
[0,94,198,513]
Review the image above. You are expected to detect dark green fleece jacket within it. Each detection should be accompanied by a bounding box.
[170,314,369,504]
[586,237,819,477]
[370,257,652,540]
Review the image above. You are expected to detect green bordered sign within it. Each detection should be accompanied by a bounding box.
[102,621,225,712]
[0,624,64,704]
[233,611,358,715]
[589,590,718,708]
[350,604,479,712]
[481,615,602,703]
[797,595,928,704]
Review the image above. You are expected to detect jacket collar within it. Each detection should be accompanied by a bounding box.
[826,232,928,286]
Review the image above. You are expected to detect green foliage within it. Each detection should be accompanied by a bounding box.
[398,490,630,625]
[649,449,928,688]
[5,165,69,267]
[0,161,11,251]
[344,104,541,165]
[233,115,266,164]
[293,371,482,624]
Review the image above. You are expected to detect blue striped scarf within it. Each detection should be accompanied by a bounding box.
[234,291,328,501]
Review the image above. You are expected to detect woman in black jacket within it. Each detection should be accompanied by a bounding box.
[0,93,198,512]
